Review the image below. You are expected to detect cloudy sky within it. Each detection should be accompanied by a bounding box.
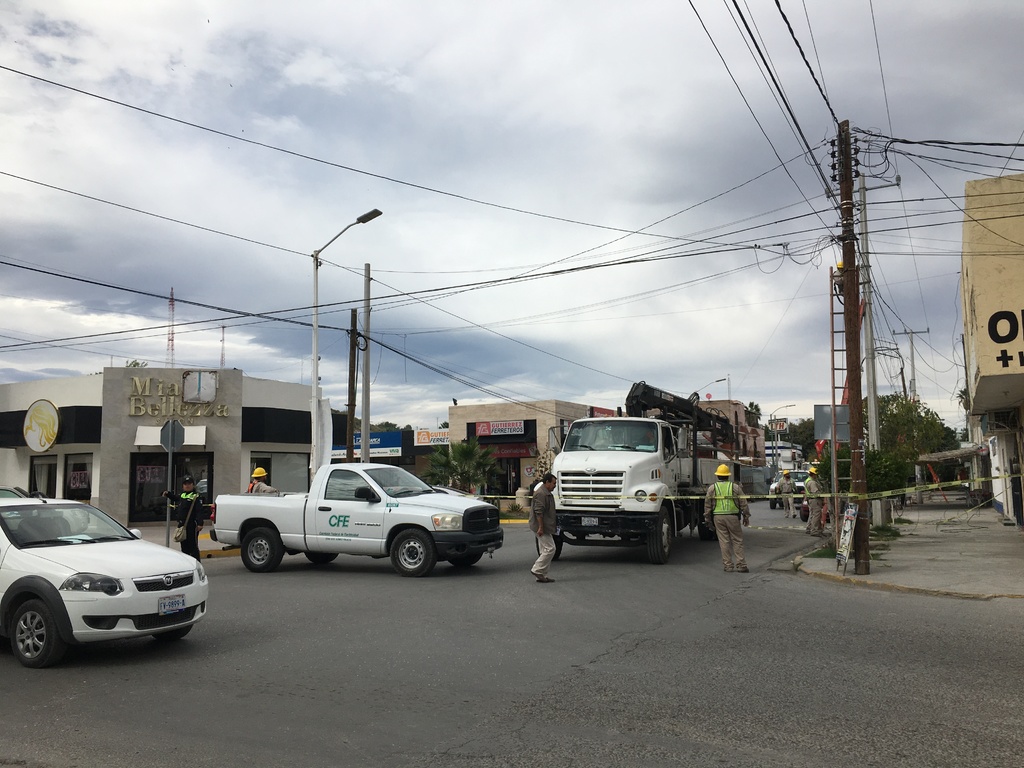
[2,0,1022,433]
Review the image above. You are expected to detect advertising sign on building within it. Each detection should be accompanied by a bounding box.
[335,431,402,458]
[476,420,524,437]
[414,430,450,446]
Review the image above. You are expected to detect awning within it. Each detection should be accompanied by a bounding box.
[916,444,985,464]
[133,425,207,448]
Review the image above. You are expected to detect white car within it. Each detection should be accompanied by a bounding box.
[0,499,209,668]
[768,470,809,509]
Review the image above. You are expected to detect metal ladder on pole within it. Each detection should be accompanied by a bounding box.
[829,266,852,530]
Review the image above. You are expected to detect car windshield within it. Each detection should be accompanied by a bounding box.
[775,471,810,484]
[563,420,659,452]
[0,503,134,548]
[364,467,435,497]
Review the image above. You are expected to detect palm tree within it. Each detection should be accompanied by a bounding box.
[423,438,497,492]
[746,401,762,427]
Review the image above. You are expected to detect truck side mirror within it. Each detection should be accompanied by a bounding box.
[354,486,380,503]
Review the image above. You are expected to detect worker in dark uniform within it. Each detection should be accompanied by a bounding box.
[162,475,205,560]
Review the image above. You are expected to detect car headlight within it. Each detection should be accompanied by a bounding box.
[195,560,207,583]
[431,513,463,531]
[61,573,123,596]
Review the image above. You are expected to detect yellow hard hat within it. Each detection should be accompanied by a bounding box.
[251,467,268,478]
[808,466,817,474]
[783,470,790,475]
[715,464,731,477]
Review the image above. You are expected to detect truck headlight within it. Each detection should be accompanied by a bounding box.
[634,490,648,502]
[61,573,123,596]
[432,513,463,531]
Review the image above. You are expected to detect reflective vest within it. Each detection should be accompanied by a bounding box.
[712,482,739,514]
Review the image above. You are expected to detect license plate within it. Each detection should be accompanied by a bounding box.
[581,516,598,527]
[158,594,187,615]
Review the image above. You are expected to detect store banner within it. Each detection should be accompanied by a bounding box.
[414,429,450,446]
[476,420,524,437]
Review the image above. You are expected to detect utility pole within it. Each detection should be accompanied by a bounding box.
[895,328,928,402]
[838,120,870,575]
[896,327,929,503]
[346,309,358,462]
[859,173,900,525]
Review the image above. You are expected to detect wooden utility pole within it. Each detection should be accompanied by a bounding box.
[346,309,358,462]
[838,120,870,574]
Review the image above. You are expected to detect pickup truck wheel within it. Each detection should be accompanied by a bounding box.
[241,527,285,573]
[448,552,483,568]
[11,599,68,669]
[305,552,339,565]
[769,499,778,510]
[390,529,438,577]
[646,506,672,564]
[534,532,563,561]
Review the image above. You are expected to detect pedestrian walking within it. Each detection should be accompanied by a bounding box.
[804,466,826,536]
[704,464,750,572]
[529,473,558,583]
[247,467,279,494]
[779,470,796,518]
[162,475,205,560]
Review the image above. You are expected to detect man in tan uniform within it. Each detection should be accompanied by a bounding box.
[704,464,751,572]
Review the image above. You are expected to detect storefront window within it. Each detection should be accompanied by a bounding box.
[64,453,93,501]
[29,455,57,498]
[249,452,308,492]
[130,452,212,523]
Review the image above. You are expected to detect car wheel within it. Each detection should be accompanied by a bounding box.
[153,625,193,642]
[11,599,68,669]
[241,526,285,573]
[390,529,438,577]
[646,505,672,564]
[448,552,483,568]
[769,499,777,510]
[304,552,339,565]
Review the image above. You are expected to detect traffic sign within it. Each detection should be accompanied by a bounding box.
[160,419,185,452]
[768,418,789,433]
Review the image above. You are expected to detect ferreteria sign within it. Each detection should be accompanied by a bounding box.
[128,377,229,418]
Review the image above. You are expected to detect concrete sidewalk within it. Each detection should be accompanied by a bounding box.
[135,523,239,559]
[793,500,1024,599]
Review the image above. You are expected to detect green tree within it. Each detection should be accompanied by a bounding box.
[876,394,958,465]
[423,438,497,492]
[372,420,400,432]
[125,359,148,367]
[775,418,817,463]
[439,420,449,429]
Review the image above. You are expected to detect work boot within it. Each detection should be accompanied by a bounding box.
[737,565,749,573]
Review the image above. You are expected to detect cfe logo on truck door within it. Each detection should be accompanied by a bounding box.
[328,515,350,527]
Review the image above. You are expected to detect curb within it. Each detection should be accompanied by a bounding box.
[792,554,1024,600]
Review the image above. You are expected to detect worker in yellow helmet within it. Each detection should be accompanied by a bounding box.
[246,467,279,495]
[704,463,751,572]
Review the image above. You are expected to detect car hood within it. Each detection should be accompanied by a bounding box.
[390,493,495,514]
[17,538,199,578]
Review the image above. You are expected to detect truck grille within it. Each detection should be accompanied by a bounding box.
[558,471,625,502]
[464,505,500,533]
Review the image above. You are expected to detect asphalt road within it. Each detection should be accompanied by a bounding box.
[2,503,1022,768]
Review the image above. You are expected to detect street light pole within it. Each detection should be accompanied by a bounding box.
[693,377,726,398]
[310,208,382,483]
[768,404,795,473]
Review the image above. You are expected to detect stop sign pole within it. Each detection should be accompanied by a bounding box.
[160,420,185,546]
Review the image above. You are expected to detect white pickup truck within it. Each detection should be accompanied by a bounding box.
[211,463,503,577]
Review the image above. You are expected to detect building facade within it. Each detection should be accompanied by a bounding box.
[0,367,322,525]
[961,173,1024,524]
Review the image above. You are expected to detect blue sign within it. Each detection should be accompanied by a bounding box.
[334,431,402,457]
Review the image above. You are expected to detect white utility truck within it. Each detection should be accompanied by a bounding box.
[211,463,503,577]
[551,382,736,564]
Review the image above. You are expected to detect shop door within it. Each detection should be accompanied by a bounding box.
[130,452,213,523]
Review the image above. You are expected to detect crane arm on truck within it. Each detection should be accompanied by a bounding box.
[623,381,735,449]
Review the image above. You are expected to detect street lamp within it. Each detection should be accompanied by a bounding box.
[768,403,795,473]
[310,208,382,482]
[693,377,726,399]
